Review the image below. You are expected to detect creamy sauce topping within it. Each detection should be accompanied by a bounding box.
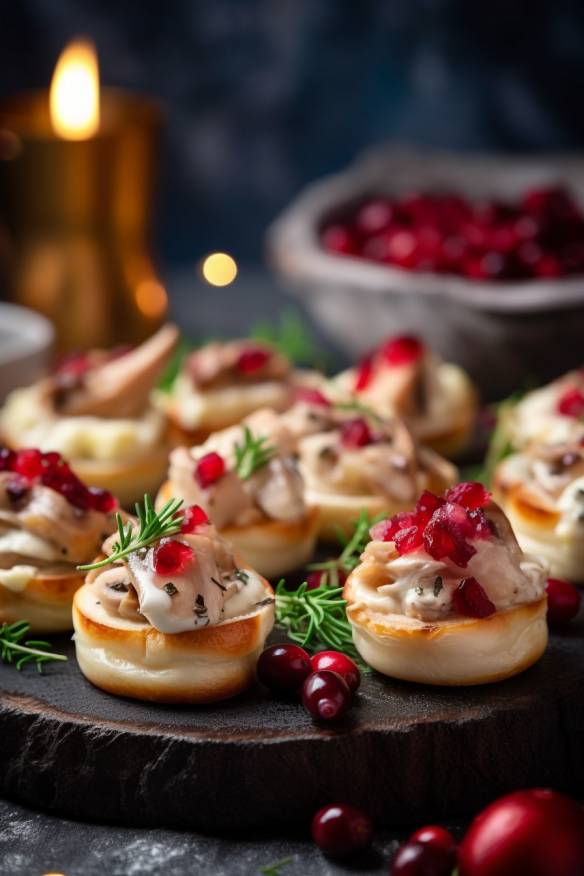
[508,374,584,449]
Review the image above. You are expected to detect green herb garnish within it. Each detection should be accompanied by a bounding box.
[334,399,384,423]
[0,620,67,672]
[78,495,184,571]
[307,509,384,587]
[274,579,361,664]
[259,857,292,876]
[250,311,324,368]
[157,337,194,393]
[234,427,276,480]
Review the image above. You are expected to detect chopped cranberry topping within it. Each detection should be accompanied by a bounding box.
[236,346,271,375]
[557,387,584,418]
[59,477,92,511]
[181,504,210,533]
[293,386,331,407]
[354,355,374,392]
[381,335,424,366]
[195,452,225,488]
[89,487,117,514]
[372,483,494,567]
[452,576,496,618]
[340,417,373,448]
[13,449,44,479]
[444,481,491,509]
[153,540,194,576]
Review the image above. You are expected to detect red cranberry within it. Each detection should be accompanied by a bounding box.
[257,643,311,694]
[409,825,457,864]
[370,517,398,542]
[354,355,375,391]
[293,387,331,407]
[533,253,562,278]
[311,803,373,859]
[386,229,418,268]
[340,417,373,448]
[355,198,394,235]
[452,577,496,619]
[310,651,360,693]
[89,487,117,514]
[458,789,584,876]
[152,540,194,576]
[557,387,584,418]
[423,504,477,567]
[0,448,15,471]
[322,224,356,255]
[391,841,454,876]
[195,452,225,488]
[444,482,491,510]
[302,670,351,721]
[415,490,446,523]
[13,449,44,479]
[60,477,92,510]
[307,569,327,589]
[42,451,63,468]
[236,346,270,375]
[546,578,581,626]
[181,504,210,533]
[395,523,425,555]
[381,335,424,366]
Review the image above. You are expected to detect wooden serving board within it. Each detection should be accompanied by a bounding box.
[1,617,584,832]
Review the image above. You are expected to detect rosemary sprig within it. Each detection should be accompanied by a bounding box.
[308,509,384,587]
[78,495,184,571]
[250,310,324,368]
[234,427,276,480]
[259,857,292,875]
[0,620,67,672]
[274,579,362,664]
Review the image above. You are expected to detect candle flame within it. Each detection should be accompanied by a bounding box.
[50,39,100,140]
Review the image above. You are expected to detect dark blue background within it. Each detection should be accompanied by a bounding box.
[1,0,583,269]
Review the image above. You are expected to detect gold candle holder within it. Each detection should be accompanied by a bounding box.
[0,46,166,352]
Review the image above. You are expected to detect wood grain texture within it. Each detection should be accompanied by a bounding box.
[1,620,583,831]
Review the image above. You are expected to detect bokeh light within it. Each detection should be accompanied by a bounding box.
[201,252,238,287]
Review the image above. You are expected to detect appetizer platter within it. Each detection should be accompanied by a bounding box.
[0,325,583,834]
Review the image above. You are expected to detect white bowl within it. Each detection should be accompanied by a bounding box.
[267,147,584,400]
[0,304,54,401]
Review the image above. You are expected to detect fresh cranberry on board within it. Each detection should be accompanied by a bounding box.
[408,825,457,864]
[391,840,455,875]
[301,670,351,721]
[311,803,373,858]
[310,651,361,693]
[458,788,584,876]
[256,643,311,694]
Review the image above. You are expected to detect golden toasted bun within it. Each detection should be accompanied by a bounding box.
[344,573,548,685]
[222,508,320,579]
[69,444,170,509]
[493,477,584,583]
[418,381,478,459]
[72,573,275,703]
[0,569,85,632]
[157,479,320,579]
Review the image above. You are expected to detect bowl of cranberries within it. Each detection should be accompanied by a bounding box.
[268,148,584,398]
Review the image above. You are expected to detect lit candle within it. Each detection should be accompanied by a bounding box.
[0,39,166,351]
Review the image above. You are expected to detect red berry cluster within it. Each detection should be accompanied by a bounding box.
[236,346,271,375]
[180,504,210,533]
[339,417,373,448]
[257,643,360,722]
[195,451,226,488]
[152,539,194,576]
[371,482,491,565]
[354,334,425,392]
[0,447,116,513]
[556,385,584,418]
[322,187,584,281]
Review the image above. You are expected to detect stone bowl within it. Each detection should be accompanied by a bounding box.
[0,303,54,401]
[266,147,584,400]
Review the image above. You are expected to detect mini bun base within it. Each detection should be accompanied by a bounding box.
[222,509,320,579]
[417,383,478,459]
[70,445,170,509]
[344,574,548,686]
[305,490,395,542]
[73,576,275,703]
[0,570,85,632]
